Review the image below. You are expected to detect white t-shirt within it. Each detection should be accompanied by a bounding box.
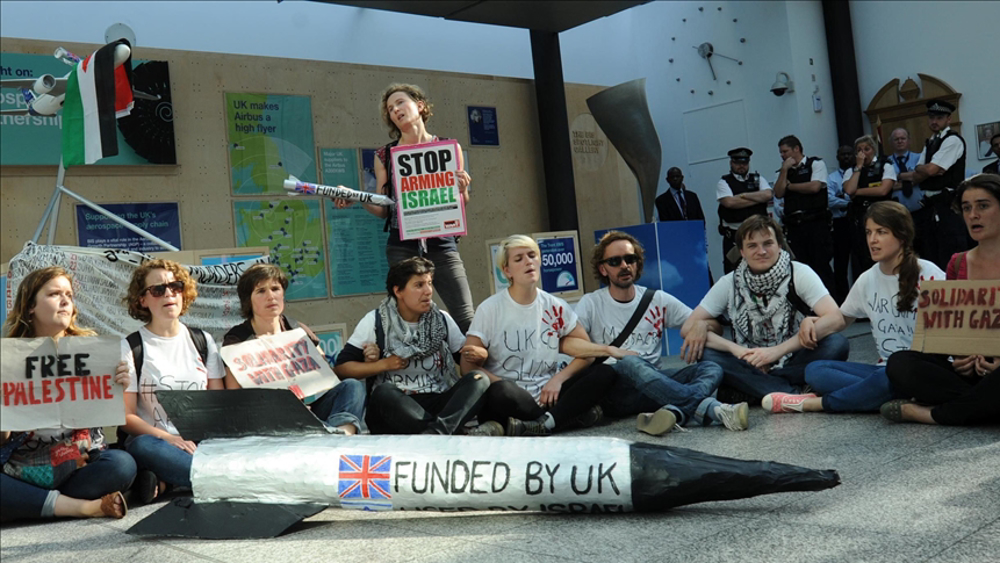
[467,289,578,400]
[346,310,464,394]
[698,261,829,344]
[575,286,691,364]
[841,259,945,363]
[716,174,772,200]
[917,127,965,170]
[122,325,225,436]
[843,162,898,184]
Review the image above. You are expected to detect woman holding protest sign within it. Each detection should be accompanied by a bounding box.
[119,260,225,500]
[335,83,475,332]
[222,263,364,434]
[1,266,132,521]
[883,174,1000,425]
[760,202,944,415]
[462,235,617,436]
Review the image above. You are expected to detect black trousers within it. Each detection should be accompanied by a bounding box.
[885,351,1000,426]
[366,371,490,435]
[831,216,852,304]
[785,218,835,294]
[478,364,617,429]
[911,194,972,271]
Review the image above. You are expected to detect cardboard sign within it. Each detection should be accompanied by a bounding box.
[220,328,339,400]
[911,280,1000,356]
[390,140,467,240]
[0,336,125,431]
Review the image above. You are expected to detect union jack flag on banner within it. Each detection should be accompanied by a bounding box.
[338,454,393,511]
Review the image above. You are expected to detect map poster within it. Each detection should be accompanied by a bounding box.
[227,93,317,196]
[319,148,360,189]
[75,202,181,252]
[390,140,467,241]
[234,199,328,301]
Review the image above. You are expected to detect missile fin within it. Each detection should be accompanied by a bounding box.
[127,497,326,539]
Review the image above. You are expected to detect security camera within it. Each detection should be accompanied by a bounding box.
[770,72,794,97]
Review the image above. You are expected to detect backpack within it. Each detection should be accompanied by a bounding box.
[113,326,210,448]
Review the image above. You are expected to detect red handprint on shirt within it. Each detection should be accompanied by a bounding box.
[644,306,665,338]
[542,305,566,337]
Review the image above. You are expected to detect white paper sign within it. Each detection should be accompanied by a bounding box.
[391,140,467,240]
[220,328,339,400]
[0,336,125,431]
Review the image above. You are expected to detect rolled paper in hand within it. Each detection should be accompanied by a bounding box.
[283,176,394,207]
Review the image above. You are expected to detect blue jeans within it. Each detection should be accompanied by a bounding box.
[310,378,366,432]
[126,434,193,488]
[806,361,895,413]
[603,357,724,426]
[386,246,474,333]
[703,333,850,399]
[0,448,136,522]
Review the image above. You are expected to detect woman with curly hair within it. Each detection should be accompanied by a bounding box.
[1,266,132,521]
[119,260,224,497]
[336,83,475,332]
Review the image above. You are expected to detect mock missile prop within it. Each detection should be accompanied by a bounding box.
[283,175,394,206]
[127,390,840,539]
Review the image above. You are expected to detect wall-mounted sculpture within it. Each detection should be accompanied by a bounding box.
[587,79,662,223]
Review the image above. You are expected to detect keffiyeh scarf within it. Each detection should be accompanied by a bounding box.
[377,296,455,377]
[730,250,800,364]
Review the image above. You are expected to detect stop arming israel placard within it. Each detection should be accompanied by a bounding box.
[1,336,125,431]
[391,140,467,240]
[220,328,340,400]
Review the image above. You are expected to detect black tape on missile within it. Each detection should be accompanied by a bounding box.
[157,388,327,442]
[629,442,840,511]
[126,497,326,539]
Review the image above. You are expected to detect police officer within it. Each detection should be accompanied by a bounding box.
[716,148,773,273]
[898,99,970,269]
[773,135,834,293]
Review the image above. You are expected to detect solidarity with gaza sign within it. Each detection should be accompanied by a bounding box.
[1,336,125,431]
[911,280,1000,356]
[220,328,340,400]
[390,140,467,240]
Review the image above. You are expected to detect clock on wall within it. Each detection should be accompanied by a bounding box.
[668,5,747,96]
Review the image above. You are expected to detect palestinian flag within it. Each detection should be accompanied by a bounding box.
[61,40,134,166]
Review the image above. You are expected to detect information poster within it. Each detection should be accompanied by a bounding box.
[535,232,582,299]
[467,106,499,146]
[234,199,328,301]
[312,323,347,365]
[485,238,510,295]
[1,336,125,431]
[227,93,316,195]
[319,148,360,189]
[390,140,467,240]
[75,202,181,252]
[325,203,388,296]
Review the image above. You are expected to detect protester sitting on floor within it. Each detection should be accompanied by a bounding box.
[120,260,225,501]
[335,257,493,435]
[571,231,749,435]
[1,266,133,521]
[222,264,365,434]
[762,201,944,414]
[461,235,617,436]
[681,215,849,402]
[883,173,1000,425]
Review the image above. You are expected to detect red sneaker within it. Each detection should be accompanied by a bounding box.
[761,392,817,413]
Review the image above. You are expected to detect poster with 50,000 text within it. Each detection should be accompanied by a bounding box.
[390,140,467,241]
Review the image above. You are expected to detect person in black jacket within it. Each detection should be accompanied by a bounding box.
[656,167,705,222]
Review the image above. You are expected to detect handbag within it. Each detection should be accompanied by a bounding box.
[2,429,91,489]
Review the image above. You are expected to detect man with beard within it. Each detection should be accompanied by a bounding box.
[570,231,750,435]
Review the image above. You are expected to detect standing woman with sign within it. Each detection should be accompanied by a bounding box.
[883,174,1000,425]
[119,260,225,498]
[462,235,618,436]
[336,83,475,332]
[222,263,365,434]
[1,267,132,521]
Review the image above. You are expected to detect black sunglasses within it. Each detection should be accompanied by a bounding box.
[602,254,639,267]
[143,281,185,298]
